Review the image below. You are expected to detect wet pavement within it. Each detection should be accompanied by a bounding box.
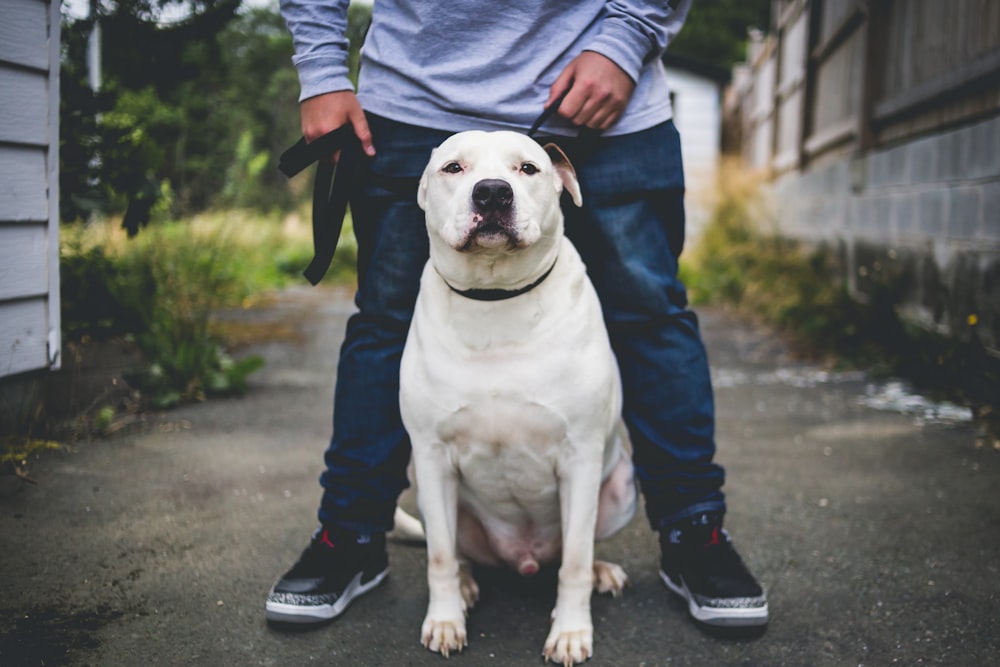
[1,285,997,666]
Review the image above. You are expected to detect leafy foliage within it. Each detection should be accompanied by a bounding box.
[684,161,856,349]
[0,437,62,482]
[60,1,300,225]
[112,222,258,406]
[670,0,772,69]
[58,213,325,409]
[59,1,760,226]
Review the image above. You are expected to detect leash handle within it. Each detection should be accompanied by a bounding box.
[527,86,604,168]
[527,86,604,149]
[527,88,572,139]
[280,89,602,285]
[278,125,355,178]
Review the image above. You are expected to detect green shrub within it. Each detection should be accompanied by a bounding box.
[60,239,144,339]
[1,436,61,481]
[685,161,847,330]
[684,160,998,416]
[113,222,256,406]
[684,161,911,366]
[58,212,338,409]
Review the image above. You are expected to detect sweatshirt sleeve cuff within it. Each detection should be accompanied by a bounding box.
[293,55,355,102]
[584,20,652,84]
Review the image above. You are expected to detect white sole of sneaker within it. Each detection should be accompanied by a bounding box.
[659,570,769,627]
[265,568,389,624]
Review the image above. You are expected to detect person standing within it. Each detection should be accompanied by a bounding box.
[266,0,769,632]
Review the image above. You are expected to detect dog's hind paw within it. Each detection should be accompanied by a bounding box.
[592,560,628,597]
[421,617,467,658]
[459,565,480,611]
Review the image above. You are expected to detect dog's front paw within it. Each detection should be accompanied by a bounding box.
[421,616,468,658]
[542,623,593,666]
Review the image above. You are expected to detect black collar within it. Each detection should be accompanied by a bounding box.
[445,257,558,301]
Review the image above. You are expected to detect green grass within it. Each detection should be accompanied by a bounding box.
[58,209,357,409]
[683,163,857,353]
[4,208,360,466]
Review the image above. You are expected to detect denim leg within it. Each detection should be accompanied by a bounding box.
[563,121,727,530]
[318,116,452,533]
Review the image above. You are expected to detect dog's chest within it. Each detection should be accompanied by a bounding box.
[440,393,566,458]
[440,394,566,511]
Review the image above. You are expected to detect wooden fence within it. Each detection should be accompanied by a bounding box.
[723,0,1000,354]
[727,0,1000,170]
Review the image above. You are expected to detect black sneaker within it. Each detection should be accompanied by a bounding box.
[265,527,389,625]
[659,513,768,627]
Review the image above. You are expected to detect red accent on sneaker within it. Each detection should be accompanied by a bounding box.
[706,526,723,546]
[319,529,336,550]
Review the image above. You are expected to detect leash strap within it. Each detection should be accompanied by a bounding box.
[527,88,571,139]
[278,125,362,285]
[527,87,603,160]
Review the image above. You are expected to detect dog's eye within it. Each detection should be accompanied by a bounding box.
[519,163,540,175]
[442,162,463,174]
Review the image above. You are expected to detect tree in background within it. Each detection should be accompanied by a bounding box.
[60,0,299,230]
[59,0,766,229]
[670,0,772,69]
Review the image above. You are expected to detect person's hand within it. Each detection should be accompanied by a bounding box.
[547,51,636,131]
[300,90,375,158]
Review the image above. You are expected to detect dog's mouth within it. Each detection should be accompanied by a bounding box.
[462,212,520,249]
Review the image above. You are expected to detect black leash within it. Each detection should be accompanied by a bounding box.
[529,87,604,153]
[527,88,570,138]
[278,125,363,285]
[278,87,598,286]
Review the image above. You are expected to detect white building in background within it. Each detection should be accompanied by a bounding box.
[663,53,730,244]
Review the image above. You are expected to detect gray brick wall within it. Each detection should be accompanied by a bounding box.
[766,116,1000,354]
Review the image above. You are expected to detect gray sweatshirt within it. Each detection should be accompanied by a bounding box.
[279,0,690,136]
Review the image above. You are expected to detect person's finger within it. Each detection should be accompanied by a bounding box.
[564,81,609,127]
[550,52,635,130]
[558,81,592,124]
[547,66,575,110]
[348,103,375,157]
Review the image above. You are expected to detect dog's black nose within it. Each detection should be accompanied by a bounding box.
[472,179,514,212]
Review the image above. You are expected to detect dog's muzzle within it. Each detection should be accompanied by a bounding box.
[468,178,517,245]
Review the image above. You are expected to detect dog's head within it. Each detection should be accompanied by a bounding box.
[418,131,581,291]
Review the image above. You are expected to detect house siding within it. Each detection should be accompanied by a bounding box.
[0,0,61,378]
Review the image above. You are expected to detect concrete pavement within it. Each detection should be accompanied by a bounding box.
[1,285,997,666]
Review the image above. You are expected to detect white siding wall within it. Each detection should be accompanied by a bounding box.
[0,0,61,377]
[665,66,723,243]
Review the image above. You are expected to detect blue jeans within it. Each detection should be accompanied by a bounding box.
[318,115,726,534]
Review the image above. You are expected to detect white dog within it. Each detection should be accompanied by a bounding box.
[400,131,637,665]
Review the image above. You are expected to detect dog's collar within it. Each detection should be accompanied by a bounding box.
[444,257,558,302]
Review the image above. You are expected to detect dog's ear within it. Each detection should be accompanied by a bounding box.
[543,143,583,207]
[417,148,436,211]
